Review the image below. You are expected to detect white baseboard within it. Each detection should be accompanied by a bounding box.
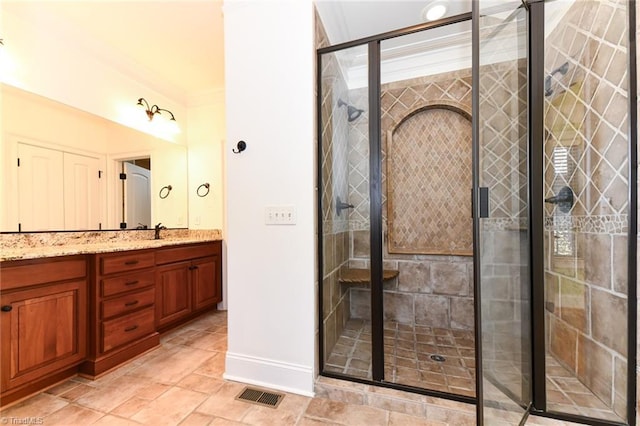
[224,351,315,397]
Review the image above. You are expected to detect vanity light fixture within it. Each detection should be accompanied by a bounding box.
[137,97,176,122]
[421,1,448,22]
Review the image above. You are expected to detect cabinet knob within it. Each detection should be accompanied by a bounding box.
[1,305,12,312]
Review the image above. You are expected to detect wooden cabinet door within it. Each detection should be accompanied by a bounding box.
[192,256,221,311]
[0,280,87,391]
[155,262,191,327]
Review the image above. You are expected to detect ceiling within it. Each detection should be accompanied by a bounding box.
[2,1,571,108]
[2,0,473,107]
[315,0,472,45]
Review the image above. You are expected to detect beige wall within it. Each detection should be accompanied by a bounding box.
[1,85,188,230]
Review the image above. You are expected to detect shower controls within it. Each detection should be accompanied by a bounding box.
[336,196,354,217]
[544,186,574,213]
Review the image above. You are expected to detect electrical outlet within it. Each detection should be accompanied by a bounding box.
[265,205,296,225]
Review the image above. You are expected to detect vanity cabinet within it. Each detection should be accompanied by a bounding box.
[0,239,222,406]
[155,241,222,331]
[83,249,159,377]
[0,256,87,403]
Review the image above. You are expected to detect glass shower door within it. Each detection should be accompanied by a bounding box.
[543,0,632,422]
[475,1,531,424]
[319,44,373,382]
[379,25,475,397]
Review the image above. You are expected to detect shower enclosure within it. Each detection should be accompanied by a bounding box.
[317,1,636,425]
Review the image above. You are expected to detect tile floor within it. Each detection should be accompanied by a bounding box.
[545,355,624,423]
[0,311,594,425]
[324,319,476,397]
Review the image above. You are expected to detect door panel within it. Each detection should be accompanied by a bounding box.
[318,43,373,381]
[63,152,101,230]
[192,256,220,310]
[379,25,475,397]
[1,280,86,390]
[156,262,191,327]
[124,162,151,229]
[17,143,64,231]
[475,1,531,424]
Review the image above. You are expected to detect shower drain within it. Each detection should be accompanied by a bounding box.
[430,354,446,362]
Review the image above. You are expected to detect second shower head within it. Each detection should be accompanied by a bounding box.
[337,98,365,122]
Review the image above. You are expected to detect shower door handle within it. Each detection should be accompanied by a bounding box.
[478,187,489,218]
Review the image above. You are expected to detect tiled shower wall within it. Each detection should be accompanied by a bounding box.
[346,72,475,331]
[317,13,351,363]
[543,0,630,417]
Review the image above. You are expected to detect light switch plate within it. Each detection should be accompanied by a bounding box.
[265,205,296,225]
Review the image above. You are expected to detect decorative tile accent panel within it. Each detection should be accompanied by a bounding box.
[387,107,472,255]
[544,214,628,234]
[346,72,473,233]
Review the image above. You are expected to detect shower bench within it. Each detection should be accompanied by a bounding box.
[338,268,399,286]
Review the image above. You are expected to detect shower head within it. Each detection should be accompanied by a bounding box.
[544,62,570,97]
[337,98,365,122]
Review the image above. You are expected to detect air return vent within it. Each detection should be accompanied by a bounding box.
[235,387,284,408]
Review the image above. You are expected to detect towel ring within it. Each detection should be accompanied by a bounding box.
[159,185,173,199]
[197,183,210,197]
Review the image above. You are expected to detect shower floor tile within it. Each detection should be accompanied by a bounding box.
[545,355,624,423]
[324,319,476,397]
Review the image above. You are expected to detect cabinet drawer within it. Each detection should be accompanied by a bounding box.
[102,288,155,320]
[101,271,155,297]
[100,252,155,275]
[1,257,86,291]
[156,242,220,265]
[102,307,155,352]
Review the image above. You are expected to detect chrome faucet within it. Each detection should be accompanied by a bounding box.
[154,222,166,240]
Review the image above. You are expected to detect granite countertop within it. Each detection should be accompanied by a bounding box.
[0,229,222,262]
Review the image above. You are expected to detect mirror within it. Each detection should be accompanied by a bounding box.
[1,84,188,232]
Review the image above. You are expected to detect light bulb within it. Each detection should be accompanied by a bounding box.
[422,2,448,22]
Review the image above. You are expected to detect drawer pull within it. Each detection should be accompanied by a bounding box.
[124,300,139,307]
[124,325,138,332]
[125,280,139,286]
[124,260,139,266]
[1,305,12,312]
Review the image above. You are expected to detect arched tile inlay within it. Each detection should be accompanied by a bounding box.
[387,106,472,255]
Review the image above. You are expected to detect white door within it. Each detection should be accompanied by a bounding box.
[124,162,151,229]
[63,152,101,230]
[17,143,64,231]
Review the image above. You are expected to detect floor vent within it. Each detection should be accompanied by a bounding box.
[236,387,284,408]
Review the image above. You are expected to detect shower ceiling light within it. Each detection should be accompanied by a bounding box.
[422,1,448,22]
